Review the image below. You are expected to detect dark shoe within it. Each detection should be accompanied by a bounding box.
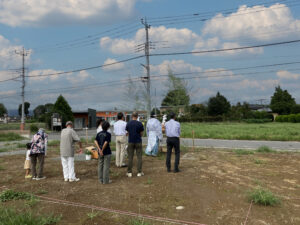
[174,169,181,173]
[167,168,171,172]
[121,164,128,168]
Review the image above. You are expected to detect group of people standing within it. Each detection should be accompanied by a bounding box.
[24,111,181,184]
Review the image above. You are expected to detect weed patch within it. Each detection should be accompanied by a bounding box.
[234,149,254,155]
[129,218,151,225]
[87,211,99,220]
[0,189,35,202]
[254,159,263,164]
[0,206,61,225]
[248,188,280,206]
[257,146,275,153]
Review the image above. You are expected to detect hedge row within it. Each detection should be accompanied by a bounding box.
[275,113,300,123]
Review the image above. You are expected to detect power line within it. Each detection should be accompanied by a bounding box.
[2,60,300,99]
[147,0,289,21]
[148,0,299,26]
[25,55,144,79]
[32,23,142,53]
[149,39,300,57]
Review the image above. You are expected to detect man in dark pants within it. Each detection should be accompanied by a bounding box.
[126,111,144,177]
[165,112,181,173]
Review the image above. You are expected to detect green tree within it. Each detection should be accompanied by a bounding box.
[33,105,46,120]
[270,86,296,115]
[0,103,7,117]
[44,103,54,113]
[292,104,300,114]
[151,107,160,115]
[208,92,231,116]
[52,95,74,127]
[18,102,30,116]
[161,69,190,111]
[230,102,252,120]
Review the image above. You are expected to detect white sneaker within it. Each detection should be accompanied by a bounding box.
[69,178,80,182]
[126,173,132,178]
[64,178,68,182]
[36,176,46,180]
[137,172,144,177]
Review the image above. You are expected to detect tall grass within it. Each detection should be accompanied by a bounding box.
[181,122,300,141]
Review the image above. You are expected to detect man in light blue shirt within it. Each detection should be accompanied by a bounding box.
[164,112,181,173]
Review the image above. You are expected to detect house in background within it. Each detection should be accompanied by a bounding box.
[73,109,147,129]
[73,108,97,129]
[96,111,147,123]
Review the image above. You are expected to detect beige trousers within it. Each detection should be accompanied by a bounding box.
[115,135,127,167]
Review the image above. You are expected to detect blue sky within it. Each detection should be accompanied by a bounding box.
[0,0,300,111]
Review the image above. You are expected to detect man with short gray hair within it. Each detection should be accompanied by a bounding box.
[60,121,82,182]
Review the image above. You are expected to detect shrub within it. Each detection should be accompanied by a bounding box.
[30,124,39,133]
[248,188,280,206]
[275,114,300,123]
[243,119,272,123]
[288,114,297,123]
[296,114,300,123]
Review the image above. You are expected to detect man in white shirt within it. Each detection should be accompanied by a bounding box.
[113,112,127,167]
[164,112,181,173]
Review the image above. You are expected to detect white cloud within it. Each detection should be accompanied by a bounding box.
[212,79,279,91]
[0,90,16,96]
[28,69,63,81]
[102,58,125,71]
[100,26,199,55]
[151,60,202,75]
[0,0,138,27]
[277,70,300,80]
[202,3,300,41]
[193,38,263,56]
[0,35,26,69]
[67,71,90,84]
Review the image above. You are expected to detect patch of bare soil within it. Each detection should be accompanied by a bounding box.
[0,148,299,225]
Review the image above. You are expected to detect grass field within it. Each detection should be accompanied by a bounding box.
[0,133,24,142]
[0,122,46,131]
[181,122,300,141]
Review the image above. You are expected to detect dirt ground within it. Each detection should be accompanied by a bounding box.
[0,146,300,225]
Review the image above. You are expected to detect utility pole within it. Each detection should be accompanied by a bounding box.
[141,17,151,119]
[15,47,28,131]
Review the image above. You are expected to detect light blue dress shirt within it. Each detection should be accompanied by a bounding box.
[165,119,181,137]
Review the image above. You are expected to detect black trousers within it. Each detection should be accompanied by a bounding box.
[166,137,180,171]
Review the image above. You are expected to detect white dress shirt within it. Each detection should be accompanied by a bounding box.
[113,120,127,136]
[165,119,181,137]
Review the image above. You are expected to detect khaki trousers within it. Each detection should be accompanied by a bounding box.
[115,135,127,167]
